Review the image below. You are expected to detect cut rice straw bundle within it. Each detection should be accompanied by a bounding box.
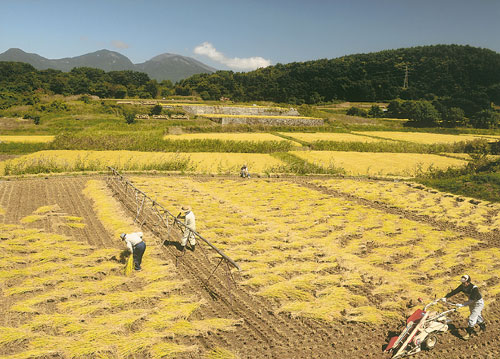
[124,255,134,276]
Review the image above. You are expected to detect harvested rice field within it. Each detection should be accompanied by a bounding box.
[1,175,499,358]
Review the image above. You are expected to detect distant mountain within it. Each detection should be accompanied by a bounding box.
[136,53,216,83]
[0,48,216,82]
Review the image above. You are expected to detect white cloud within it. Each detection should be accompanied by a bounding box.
[194,42,271,71]
[111,40,130,49]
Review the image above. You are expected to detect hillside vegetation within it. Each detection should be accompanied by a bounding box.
[176,45,500,110]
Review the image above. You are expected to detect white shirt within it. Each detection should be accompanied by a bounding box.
[184,211,196,231]
[124,232,143,252]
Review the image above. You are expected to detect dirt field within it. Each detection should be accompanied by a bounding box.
[1,176,499,358]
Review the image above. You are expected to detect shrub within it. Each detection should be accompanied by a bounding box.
[469,109,500,129]
[346,106,367,117]
[368,105,384,118]
[123,110,136,124]
[150,104,163,116]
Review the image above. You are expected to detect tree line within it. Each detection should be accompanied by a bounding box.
[347,99,500,129]
[0,62,174,109]
[175,44,500,120]
[1,44,499,128]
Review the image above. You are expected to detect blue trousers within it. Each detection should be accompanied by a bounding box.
[133,241,146,270]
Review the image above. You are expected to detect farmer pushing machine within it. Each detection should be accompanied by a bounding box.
[440,274,486,340]
[385,274,486,358]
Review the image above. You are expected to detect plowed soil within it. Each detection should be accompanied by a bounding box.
[0,175,498,359]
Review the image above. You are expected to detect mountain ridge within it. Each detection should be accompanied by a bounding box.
[0,48,216,83]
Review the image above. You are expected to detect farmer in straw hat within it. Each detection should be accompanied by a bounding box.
[440,274,486,340]
[177,206,196,251]
[120,232,146,271]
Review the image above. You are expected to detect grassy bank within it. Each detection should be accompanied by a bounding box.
[418,159,500,202]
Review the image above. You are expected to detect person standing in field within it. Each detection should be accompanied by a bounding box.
[120,232,146,271]
[177,206,196,251]
[441,274,486,340]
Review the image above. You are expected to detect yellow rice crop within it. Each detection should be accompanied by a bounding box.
[279,132,387,143]
[0,135,55,143]
[186,152,283,173]
[353,131,483,144]
[290,151,467,177]
[163,132,292,142]
[1,150,285,175]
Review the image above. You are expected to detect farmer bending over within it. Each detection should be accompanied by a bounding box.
[120,232,146,271]
[177,206,196,251]
[240,165,250,178]
[441,274,485,340]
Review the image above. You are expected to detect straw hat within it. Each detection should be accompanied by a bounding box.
[181,206,191,212]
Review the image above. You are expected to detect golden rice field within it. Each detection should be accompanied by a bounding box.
[290,151,467,177]
[131,177,500,325]
[0,182,239,359]
[0,149,469,177]
[309,178,500,233]
[163,132,300,145]
[184,152,283,173]
[0,135,55,143]
[279,132,388,143]
[353,131,484,144]
[0,150,285,176]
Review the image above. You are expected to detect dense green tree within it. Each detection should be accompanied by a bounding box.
[144,80,159,98]
[470,110,500,129]
[150,104,163,116]
[368,105,384,118]
[123,109,136,124]
[405,101,441,127]
[442,107,466,127]
[346,106,367,117]
[387,100,404,118]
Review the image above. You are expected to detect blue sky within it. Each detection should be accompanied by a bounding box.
[1,0,499,71]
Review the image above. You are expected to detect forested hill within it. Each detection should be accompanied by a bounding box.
[175,45,500,106]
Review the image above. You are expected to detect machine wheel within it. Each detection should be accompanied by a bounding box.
[422,334,438,350]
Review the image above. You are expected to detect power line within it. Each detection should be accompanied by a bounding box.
[403,65,409,89]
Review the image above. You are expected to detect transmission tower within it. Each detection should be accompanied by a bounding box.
[403,65,409,89]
